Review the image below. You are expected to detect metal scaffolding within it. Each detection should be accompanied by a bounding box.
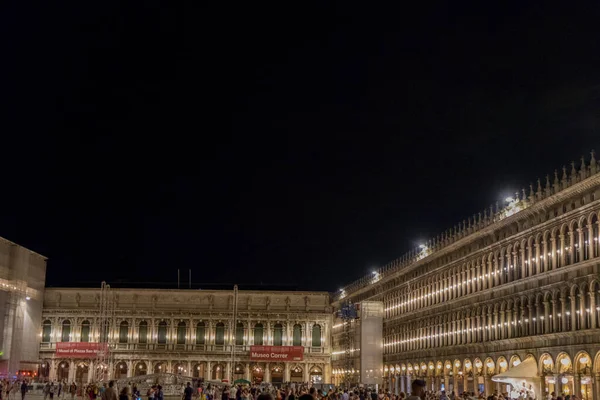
[95,281,114,382]
[340,302,357,386]
[230,284,239,382]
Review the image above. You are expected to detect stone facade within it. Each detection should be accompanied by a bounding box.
[0,237,47,377]
[332,152,600,400]
[39,288,332,384]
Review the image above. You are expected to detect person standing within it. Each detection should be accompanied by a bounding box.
[70,383,77,400]
[405,380,426,400]
[184,383,194,400]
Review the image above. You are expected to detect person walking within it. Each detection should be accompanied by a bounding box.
[20,381,28,400]
[44,383,51,400]
[101,382,117,400]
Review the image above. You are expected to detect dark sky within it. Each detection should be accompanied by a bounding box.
[2,3,600,291]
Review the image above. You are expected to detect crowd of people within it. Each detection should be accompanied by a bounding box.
[0,379,30,400]
[2,377,577,400]
[179,378,553,400]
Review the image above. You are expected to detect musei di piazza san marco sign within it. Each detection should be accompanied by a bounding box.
[3,151,600,400]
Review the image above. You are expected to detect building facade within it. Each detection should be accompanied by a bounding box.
[0,237,47,377]
[39,288,332,384]
[332,153,600,400]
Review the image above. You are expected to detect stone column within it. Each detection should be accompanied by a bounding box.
[591,292,597,329]
[544,301,550,333]
[578,228,585,262]
[593,373,600,400]
[88,361,94,383]
[324,363,331,383]
[264,363,270,383]
[550,237,557,270]
[68,360,75,382]
[493,312,498,340]
[575,376,582,400]
[588,223,596,258]
[520,247,527,278]
[284,363,290,382]
[304,322,309,348]
[571,295,578,330]
[542,238,549,273]
[303,363,309,383]
[226,362,231,382]
[245,363,251,381]
[580,293,586,328]
[206,361,212,380]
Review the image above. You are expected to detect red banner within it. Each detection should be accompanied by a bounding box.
[250,346,303,362]
[55,343,109,358]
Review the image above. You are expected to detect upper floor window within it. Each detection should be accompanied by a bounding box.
[119,321,129,343]
[215,323,225,345]
[157,321,167,344]
[80,320,90,342]
[254,323,264,345]
[235,322,244,345]
[61,320,71,342]
[177,322,186,345]
[42,320,52,343]
[138,321,148,344]
[293,324,302,346]
[273,323,283,346]
[196,322,206,345]
[312,324,321,347]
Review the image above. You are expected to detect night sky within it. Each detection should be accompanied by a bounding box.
[2,3,600,291]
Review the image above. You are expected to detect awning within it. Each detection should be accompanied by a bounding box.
[492,357,539,382]
[492,358,541,400]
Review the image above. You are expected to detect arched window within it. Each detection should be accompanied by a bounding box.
[196,322,205,345]
[235,322,244,345]
[62,320,71,342]
[119,321,129,343]
[273,323,283,346]
[254,323,264,345]
[138,321,148,344]
[565,296,572,331]
[215,323,225,345]
[157,321,167,344]
[177,322,186,345]
[80,320,90,342]
[311,324,321,347]
[292,324,302,346]
[42,320,52,343]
